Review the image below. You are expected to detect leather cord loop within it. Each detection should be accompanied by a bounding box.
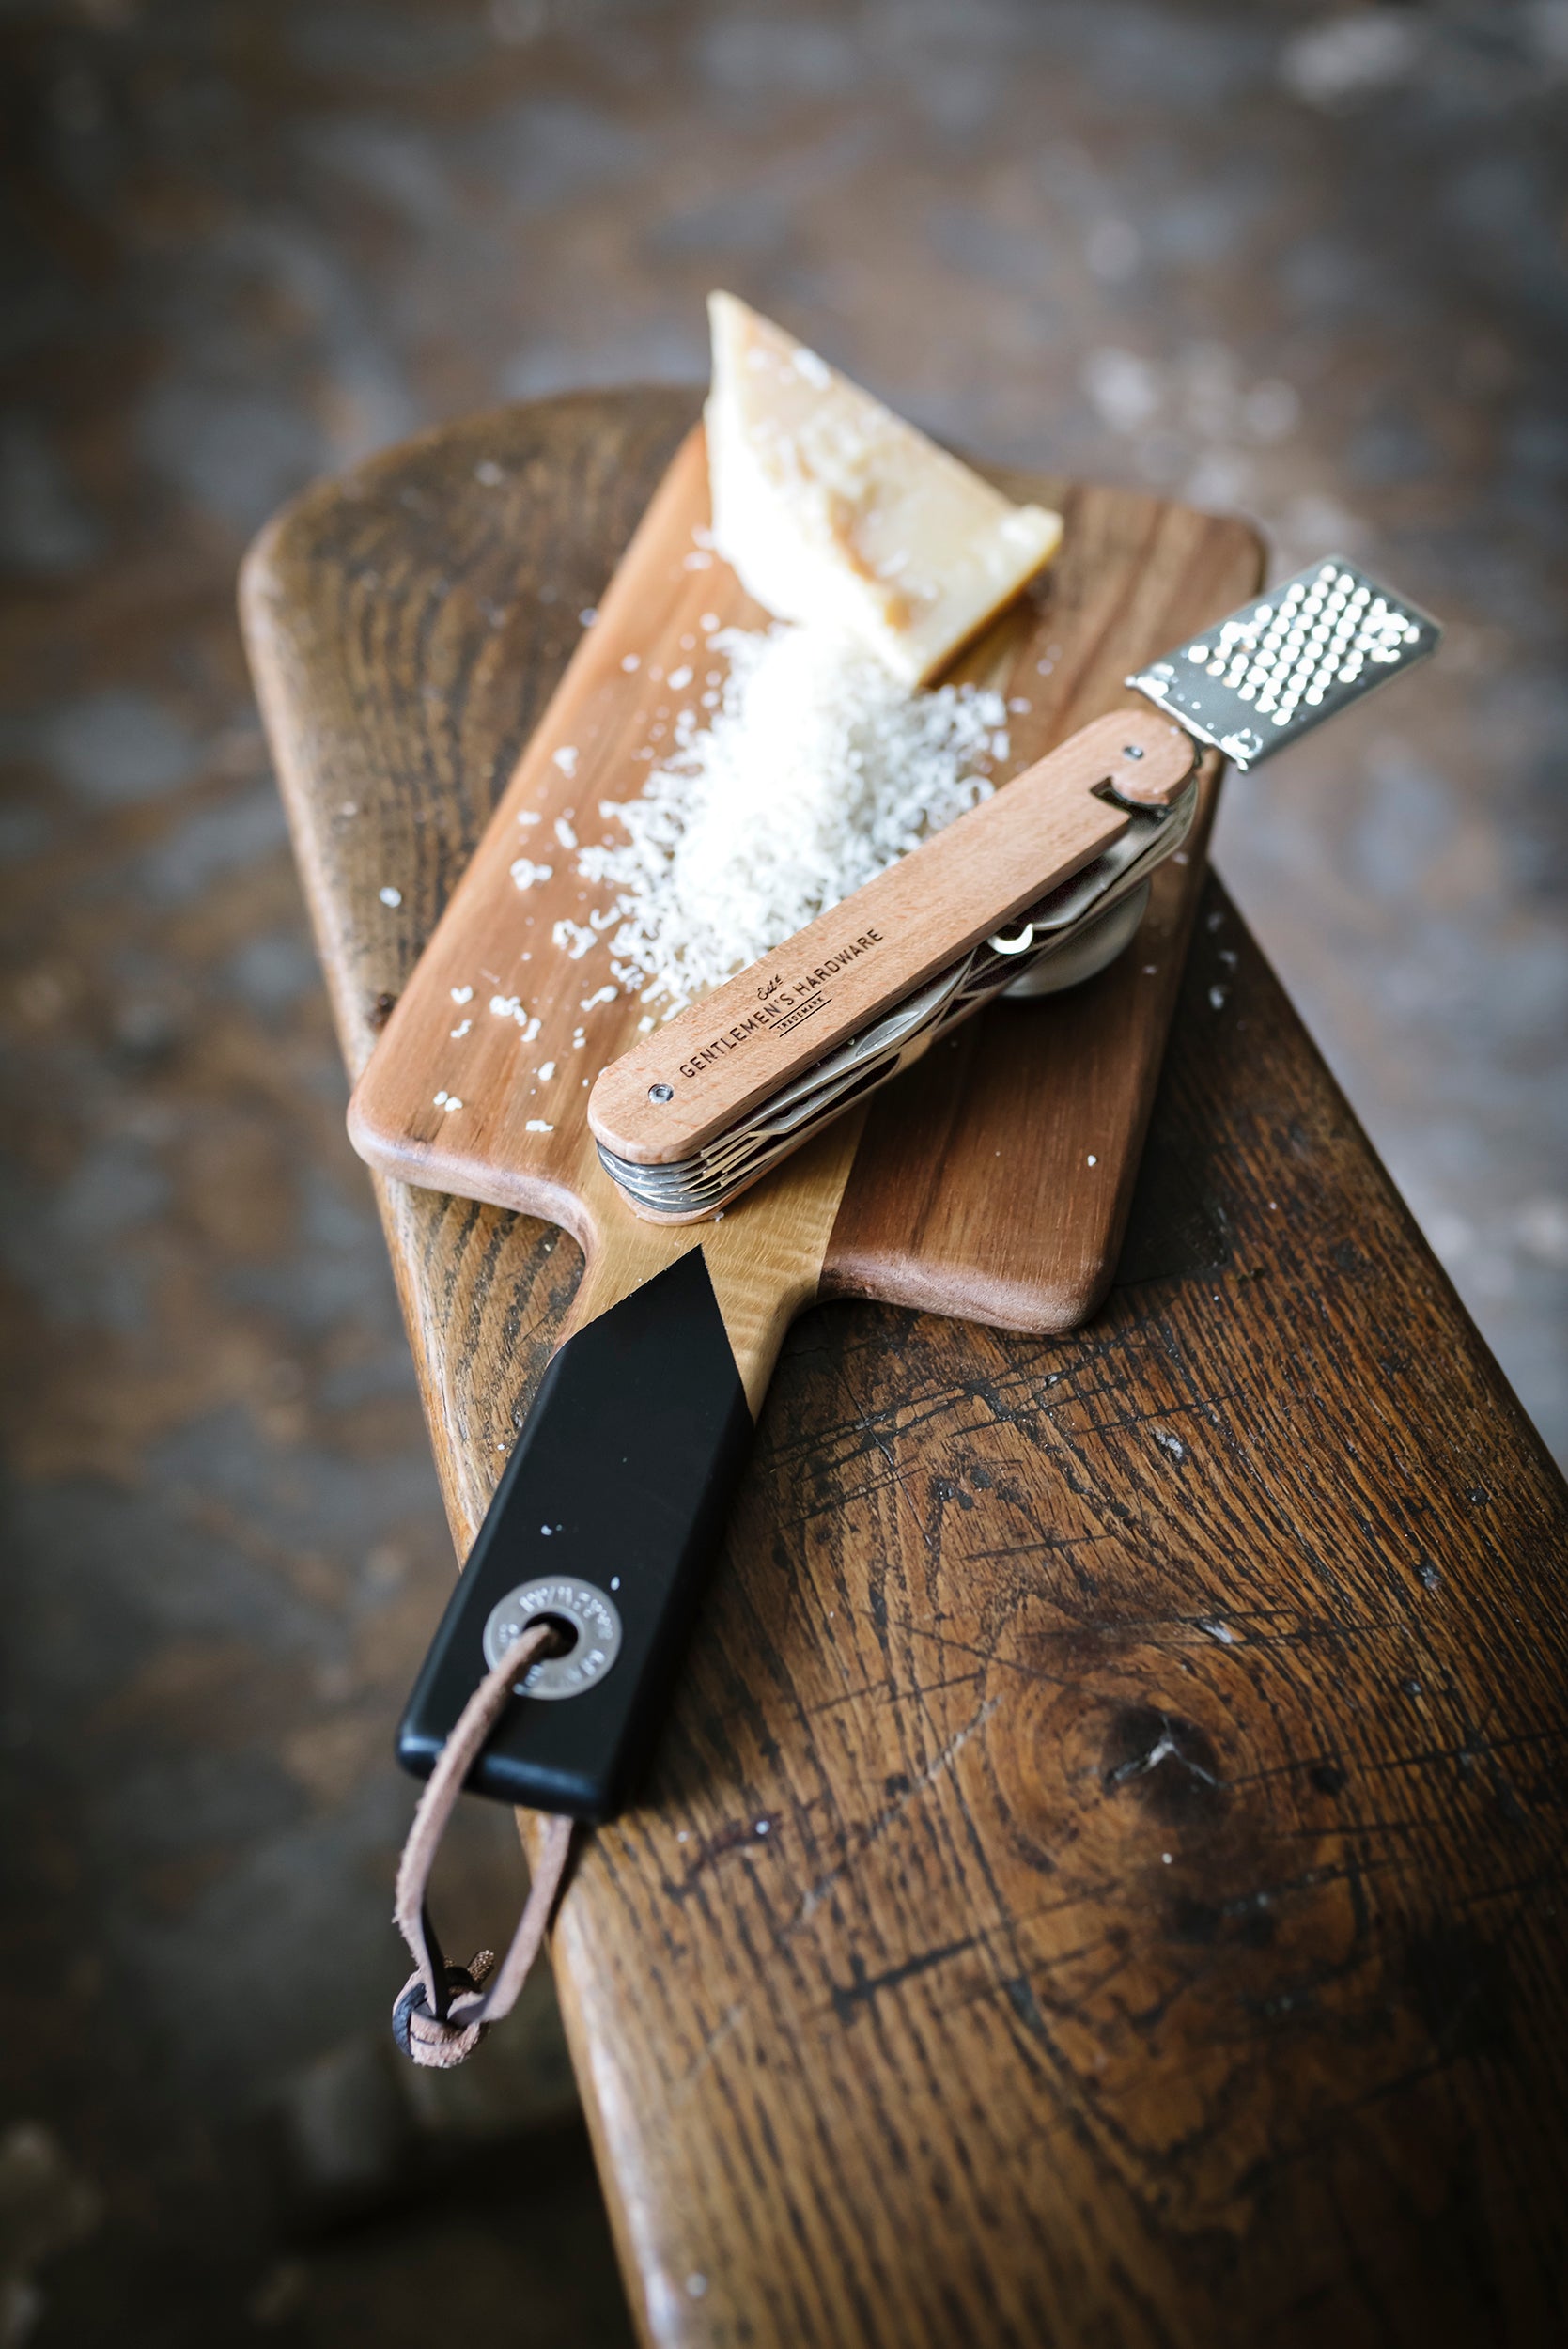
[391,1620,576,2068]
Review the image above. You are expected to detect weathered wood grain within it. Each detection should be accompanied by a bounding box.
[245,389,1568,2349]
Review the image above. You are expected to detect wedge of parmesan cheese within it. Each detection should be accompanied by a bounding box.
[706,290,1063,685]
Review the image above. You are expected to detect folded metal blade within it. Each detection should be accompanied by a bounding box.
[1126,556,1441,771]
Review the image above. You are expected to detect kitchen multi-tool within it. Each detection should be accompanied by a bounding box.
[589,559,1440,1221]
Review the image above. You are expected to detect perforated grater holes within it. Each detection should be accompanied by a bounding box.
[1129,558,1439,770]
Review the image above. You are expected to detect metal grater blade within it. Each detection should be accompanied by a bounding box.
[1126,556,1441,771]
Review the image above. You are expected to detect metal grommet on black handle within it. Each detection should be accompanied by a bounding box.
[482,1578,624,1701]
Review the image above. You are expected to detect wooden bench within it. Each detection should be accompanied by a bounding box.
[245,388,1568,2348]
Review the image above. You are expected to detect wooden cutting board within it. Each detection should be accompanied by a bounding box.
[344,423,1260,1410]
[257,415,1261,1820]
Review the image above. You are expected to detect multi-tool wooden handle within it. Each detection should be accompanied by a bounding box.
[589,707,1193,1168]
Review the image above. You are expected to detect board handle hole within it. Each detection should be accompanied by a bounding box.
[522,1611,578,1660]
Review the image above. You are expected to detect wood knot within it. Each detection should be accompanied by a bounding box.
[1100,1705,1225,1825]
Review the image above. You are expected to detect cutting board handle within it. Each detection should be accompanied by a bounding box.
[396,1247,753,1819]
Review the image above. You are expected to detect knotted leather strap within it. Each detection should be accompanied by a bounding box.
[392,1621,576,2068]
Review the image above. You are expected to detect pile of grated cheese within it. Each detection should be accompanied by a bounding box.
[578,621,1008,1010]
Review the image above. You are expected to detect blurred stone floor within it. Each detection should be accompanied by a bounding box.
[1,1,1563,2341]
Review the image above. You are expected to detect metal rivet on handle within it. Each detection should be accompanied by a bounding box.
[649,1082,674,1103]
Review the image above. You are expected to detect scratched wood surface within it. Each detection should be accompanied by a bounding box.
[248,389,1568,2348]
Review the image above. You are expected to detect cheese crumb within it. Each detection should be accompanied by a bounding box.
[525,1118,554,1132]
[379,885,402,908]
[552,918,595,960]
[578,622,1004,1007]
[510,857,553,891]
